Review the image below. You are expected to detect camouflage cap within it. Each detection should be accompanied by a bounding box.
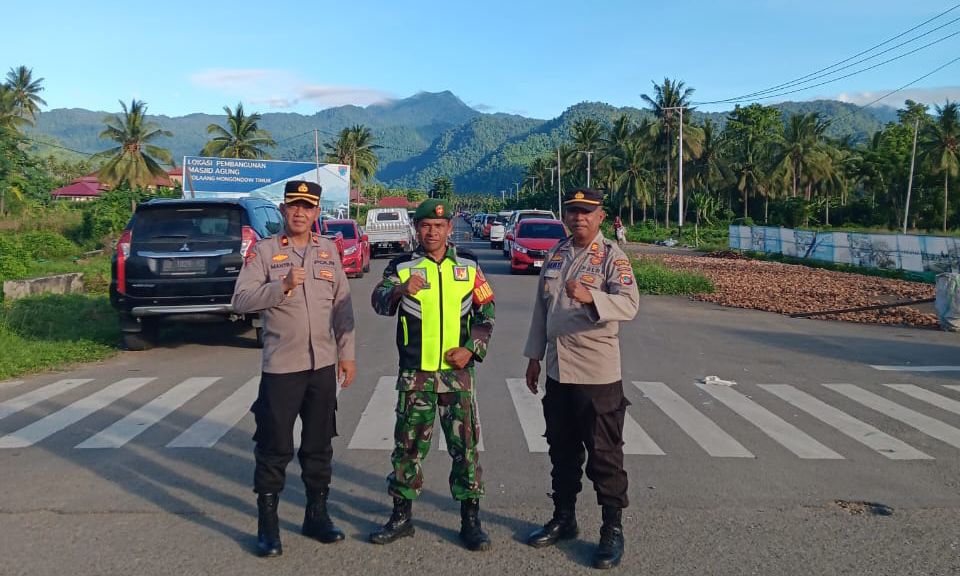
[413,198,451,221]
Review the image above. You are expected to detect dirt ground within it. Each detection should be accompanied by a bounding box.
[633,247,939,329]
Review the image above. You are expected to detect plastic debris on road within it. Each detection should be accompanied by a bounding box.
[699,375,737,387]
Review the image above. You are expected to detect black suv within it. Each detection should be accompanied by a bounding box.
[110,197,283,350]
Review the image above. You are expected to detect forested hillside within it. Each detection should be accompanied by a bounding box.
[27,92,894,193]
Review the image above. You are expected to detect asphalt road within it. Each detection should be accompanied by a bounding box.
[2,221,959,575]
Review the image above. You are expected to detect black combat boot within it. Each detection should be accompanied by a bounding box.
[458,499,491,552]
[592,506,624,570]
[302,489,345,544]
[369,497,415,544]
[256,492,282,557]
[526,497,578,548]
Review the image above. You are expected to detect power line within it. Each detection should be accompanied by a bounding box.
[712,29,960,104]
[694,3,960,105]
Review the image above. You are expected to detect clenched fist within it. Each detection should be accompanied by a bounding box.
[401,273,428,296]
[282,266,306,292]
[565,279,594,304]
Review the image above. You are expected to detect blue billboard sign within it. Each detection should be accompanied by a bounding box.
[182,156,350,212]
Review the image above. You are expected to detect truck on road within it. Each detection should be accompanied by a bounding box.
[364,207,417,257]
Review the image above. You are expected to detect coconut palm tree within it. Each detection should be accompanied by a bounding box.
[565,118,605,187]
[773,112,831,200]
[641,78,702,227]
[921,101,959,232]
[4,66,46,124]
[201,103,276,159]
[92,99,173,188]
[324,124,381,210]
[611,128,654,225]
[0,85,29,132]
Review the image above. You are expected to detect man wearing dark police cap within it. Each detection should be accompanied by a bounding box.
[369,198,496,551]
[233,180,357,557]
[523,187,639,569]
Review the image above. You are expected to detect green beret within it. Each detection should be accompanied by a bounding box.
[414,198,451,221]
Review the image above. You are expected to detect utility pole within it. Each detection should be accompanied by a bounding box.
[514,181,520,199]
[526,176,539,203]
[557,148,563,216]
[661,106,686,230]
[579,150,594,187]
[903,117,919,234]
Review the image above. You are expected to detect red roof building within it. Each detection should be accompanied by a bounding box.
[50,168,181,201]
[378,196,414,208]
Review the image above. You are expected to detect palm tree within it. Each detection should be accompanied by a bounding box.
[4,66,46,124]
[641,78,701,227]
[611,127,654,225]
[0,85,30,132]
[201,103,276,159]
[324,124,381,210]
[773,113,831,200]
[689,119,727,220]
[92,99,173,188]
[921,101,960,232]
[560,118,604,188]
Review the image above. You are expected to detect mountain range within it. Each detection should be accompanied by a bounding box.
[26,91,899,193]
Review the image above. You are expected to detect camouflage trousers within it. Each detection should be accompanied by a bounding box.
[387,389,484,501]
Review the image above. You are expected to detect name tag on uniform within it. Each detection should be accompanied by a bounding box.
[453,266,469,281]
[546,261,563,270]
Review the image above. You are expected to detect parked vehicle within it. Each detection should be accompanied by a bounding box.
[509,218,567,274]
[502,209,557,256]
[321,218,370,278]
[488,210,514,249]
[109,197,282,350]
[364,208,417,257]
[480,214,497,239]
[471,213,487,237]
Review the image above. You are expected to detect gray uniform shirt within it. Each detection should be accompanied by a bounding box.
[523,231,640,384]
[232,233,356,374]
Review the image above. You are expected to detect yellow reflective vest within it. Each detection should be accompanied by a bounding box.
[396,252,478,371]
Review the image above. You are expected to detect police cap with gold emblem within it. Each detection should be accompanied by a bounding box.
[283,180,321,206]
[413,198,451,221]
[563,187,603,212]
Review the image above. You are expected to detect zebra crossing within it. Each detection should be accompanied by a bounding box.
[1,373,960,462]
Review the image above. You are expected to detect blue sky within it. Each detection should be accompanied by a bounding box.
[4,0,960,118]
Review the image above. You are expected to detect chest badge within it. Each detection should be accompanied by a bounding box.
[272,253,289,262]
[453,266,469,281]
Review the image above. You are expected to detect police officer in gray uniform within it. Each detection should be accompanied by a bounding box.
[523,187,639,570]
[232,180,357,557]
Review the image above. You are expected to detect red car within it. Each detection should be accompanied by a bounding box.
[322,218,370,278]
[508,218,567,274]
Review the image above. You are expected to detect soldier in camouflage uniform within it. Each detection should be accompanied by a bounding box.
[368,198,495,552]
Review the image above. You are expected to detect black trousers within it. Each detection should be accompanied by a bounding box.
[251,365,338,494]
[542,378,629,508]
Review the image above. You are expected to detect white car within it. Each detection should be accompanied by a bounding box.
[502,209,557,257]
[488,211,514,249]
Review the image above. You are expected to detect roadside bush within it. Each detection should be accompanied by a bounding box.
[632,259,714,295]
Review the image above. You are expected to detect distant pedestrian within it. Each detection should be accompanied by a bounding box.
[369,198,496,552]
[232,180,357,557]
[523,188,640,569]
[614,215,626,246]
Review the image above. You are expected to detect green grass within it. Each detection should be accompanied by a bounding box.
[0,294,119,379]
[631,259,714,295]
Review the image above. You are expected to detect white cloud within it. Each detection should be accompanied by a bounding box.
[826,86,960,108]
[189,68,393,110]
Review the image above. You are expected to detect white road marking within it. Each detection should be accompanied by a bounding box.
[700,383,843,459]
[347,376,398,450]
[0,379,93,421]
[886,384,960,416]
[506,379,663,455]
[167,377,259,448]
[633,382,754,458]
[506,378,548,452]
[825,384,960,449]
[77,377,221,449]
[870,365,960,372]
[0,378,155,448]
[760,385,931,460]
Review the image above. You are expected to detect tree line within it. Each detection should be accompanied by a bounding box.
[517,78,959,233]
